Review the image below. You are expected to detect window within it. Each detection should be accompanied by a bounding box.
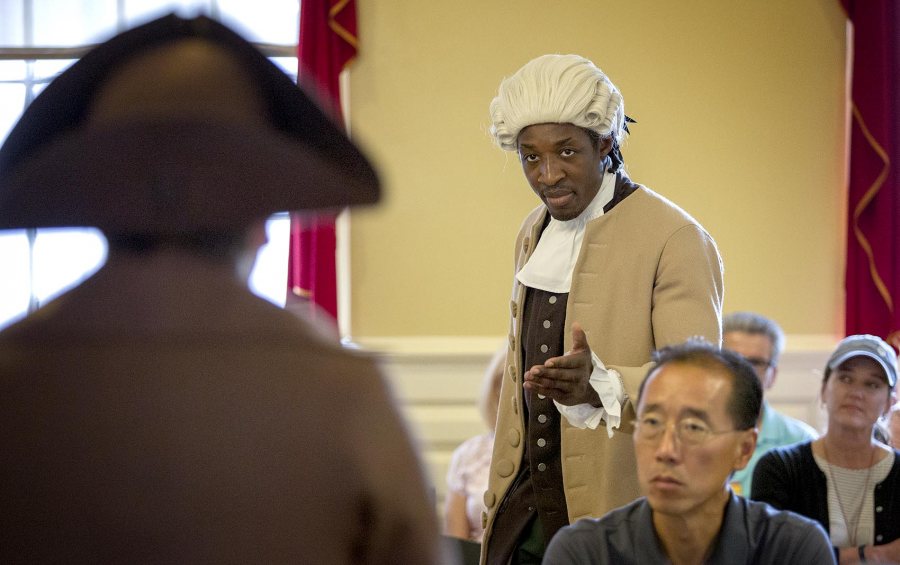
[0,0,299,330]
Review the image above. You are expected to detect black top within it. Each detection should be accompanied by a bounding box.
[752,441,900,549]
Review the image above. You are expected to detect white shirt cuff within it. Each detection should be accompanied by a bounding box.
[554,351,624,438]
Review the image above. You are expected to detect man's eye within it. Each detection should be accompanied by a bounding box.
[560,148,575,157]
[521,154,538,163]
[682,421,708,433]
[641,416,661,428]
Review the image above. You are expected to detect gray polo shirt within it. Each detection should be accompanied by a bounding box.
[543,492,835,564]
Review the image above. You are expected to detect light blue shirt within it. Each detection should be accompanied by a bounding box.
[731,401,818,497]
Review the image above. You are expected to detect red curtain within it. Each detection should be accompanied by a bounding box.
[841,0,900,349]
[287,0,358,321]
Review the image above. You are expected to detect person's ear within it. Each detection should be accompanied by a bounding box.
[732,428,758,471]
[597,135,613,158]
[764,366,778,391]
[883,390,896,418]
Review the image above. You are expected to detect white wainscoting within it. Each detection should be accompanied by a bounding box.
[356,334,838,518]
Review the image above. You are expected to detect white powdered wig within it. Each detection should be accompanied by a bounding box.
[489,54,625,152]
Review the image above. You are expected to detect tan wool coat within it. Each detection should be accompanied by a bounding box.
[481,184,724,558]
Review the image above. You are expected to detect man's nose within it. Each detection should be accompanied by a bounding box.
[539,155,564,186]
[654,424,680,462]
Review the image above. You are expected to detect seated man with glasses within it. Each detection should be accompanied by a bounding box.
[722,312,818,496]
[543,340,833,564]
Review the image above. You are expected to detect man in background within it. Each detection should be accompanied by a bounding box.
[0,14,443,564]
[722,311,817,496]
[543,341,834,564]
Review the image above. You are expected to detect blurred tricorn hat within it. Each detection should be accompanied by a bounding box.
[0,14,379,234]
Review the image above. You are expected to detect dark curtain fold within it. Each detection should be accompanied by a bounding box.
[841,0,900,348]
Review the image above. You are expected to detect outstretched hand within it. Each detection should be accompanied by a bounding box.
[523,322,601,406]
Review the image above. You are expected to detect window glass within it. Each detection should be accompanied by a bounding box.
[218,0,299,44]
[0,60,26,81]
[0,231,31,329]
[30,228,108,306]
[124,0,211,28]
[0,84,26,141]
[31,59,77,97]
[33,0,120,46]
[0,3,25,46]
[270,56,298,79]
[249,214,290,307]
[32,59,76,82]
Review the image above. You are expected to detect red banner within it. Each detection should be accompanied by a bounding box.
[841,0,900,349]
[287,0,358,323]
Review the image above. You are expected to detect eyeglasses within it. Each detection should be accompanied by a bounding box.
[633,416,745,446]
[743,357,773,371]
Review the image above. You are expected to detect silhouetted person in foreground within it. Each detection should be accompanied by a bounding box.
[0,14,443,564]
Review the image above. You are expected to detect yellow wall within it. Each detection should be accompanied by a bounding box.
[347,0,847,339]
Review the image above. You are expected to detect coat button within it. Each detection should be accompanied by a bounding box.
[538,463,547,472]
[876,506,883,513]
[549,295,557,304]
[538,394,546,400]
[507,428,521,447]
[537,438,547,447]
[540,344,549,353]
[877,534,884,542]
[543,320,551,329]
[484,492,496,508]
[496,459,515,477]
[538,414,548,424]
[508,364,517,382]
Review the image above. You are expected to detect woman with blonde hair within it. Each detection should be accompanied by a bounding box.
[444,347,506,542]
[753,335,900,563]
